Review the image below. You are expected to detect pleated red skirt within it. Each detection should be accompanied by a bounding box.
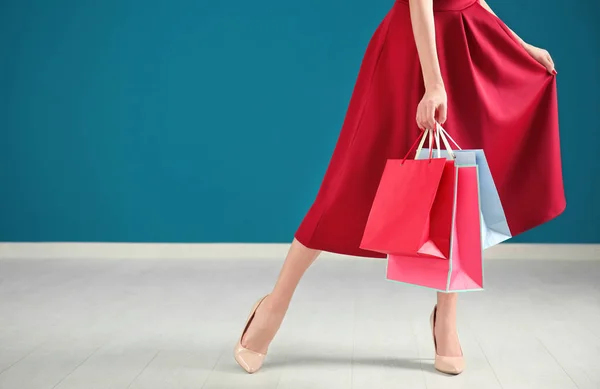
[295,0,566,258]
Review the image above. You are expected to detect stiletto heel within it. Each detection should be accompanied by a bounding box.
[430,305,465,375]
[234,295,269,373]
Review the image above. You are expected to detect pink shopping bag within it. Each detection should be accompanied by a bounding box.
[387,162,483,291]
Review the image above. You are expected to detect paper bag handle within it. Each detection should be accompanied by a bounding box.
[402,130,430,163]
[402,125,455,164]
[437,124,462,151]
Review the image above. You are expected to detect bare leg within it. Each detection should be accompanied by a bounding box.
[241,238,321,354]
[434,292,462,356]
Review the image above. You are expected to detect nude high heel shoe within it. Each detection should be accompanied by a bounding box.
[430,305,465,375]
[234,295,269,374]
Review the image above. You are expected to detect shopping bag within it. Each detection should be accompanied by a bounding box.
[416,127,512,249]
[387,128,484,292]
[360,130,453,258]
[387,163,484,291]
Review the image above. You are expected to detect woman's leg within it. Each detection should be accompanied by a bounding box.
[241,238,321,354]
[434,292,462,356]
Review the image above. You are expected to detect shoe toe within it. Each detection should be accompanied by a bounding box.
[435,356,465,375]
[234,345,265,374]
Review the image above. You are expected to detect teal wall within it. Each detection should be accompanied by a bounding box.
[1,0,598,243]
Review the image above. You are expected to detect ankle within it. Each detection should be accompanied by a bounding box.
[263,294,290,314]
[434,310,457,328]
[435,321,458,335]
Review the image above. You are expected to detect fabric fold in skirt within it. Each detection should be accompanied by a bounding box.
[295,0,566,258]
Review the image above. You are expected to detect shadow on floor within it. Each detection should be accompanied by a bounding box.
[261,355,429,370]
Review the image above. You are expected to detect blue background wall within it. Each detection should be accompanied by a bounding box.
[1,0,598,243]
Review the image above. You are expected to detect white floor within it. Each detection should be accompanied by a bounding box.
[0,256,599,389]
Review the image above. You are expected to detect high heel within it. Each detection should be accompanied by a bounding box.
[234,295,269,373]
[429,305,465,375]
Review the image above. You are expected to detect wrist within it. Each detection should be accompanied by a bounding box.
[425,82,445,92]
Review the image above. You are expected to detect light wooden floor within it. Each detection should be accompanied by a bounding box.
[0,257,599,389]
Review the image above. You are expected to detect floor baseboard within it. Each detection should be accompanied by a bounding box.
[0,243,598,260]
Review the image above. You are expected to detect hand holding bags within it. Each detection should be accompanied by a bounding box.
[360,127,500,291]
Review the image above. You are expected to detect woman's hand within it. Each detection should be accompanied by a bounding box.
[523,43,557,75]
[416,84,447,130]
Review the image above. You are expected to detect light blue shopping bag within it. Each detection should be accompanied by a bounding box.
[416,127,512,249]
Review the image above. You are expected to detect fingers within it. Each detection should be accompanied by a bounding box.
[544,50,556,74]
[416,111,425,131]
[416,104,435,130]
[417,102,447,130]
[542,57,553,74]
[436,102,448,125]
[424,101,437,130]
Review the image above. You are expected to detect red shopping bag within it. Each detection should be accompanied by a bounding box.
[360,130,454,258]
[387,164,484,291]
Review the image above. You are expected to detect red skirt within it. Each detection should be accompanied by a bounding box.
[295,0,566,258]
